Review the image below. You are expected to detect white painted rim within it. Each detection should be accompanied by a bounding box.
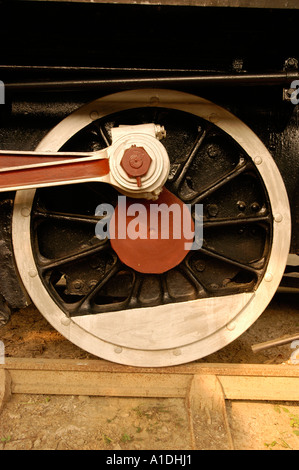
[12,89,291,367]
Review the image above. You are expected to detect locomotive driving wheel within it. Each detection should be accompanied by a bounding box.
[12,89,291,367]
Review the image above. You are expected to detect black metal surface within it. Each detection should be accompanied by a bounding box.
[0,1,299,73]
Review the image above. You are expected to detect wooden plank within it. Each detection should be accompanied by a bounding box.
[186,375,234,450]
[219,376,299,401]
[0,369,11,413]
[3,357,299,377]
[2,359,299,401]
[8,369,191,398]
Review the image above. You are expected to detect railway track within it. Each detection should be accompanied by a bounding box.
[1,357,299,450]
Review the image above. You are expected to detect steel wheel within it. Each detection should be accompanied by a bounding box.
[12,89,291,367]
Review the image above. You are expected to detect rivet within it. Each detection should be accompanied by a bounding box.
[265,272,273,282]
[28,269,37,278]
[90,110,99,121]
[251,202,260,212]
[274,213,283,223]
[207,204,218,217]
[149,96,160,105]
[73,280,83,290]
[61,317,71,326]
[237,201,246,212]
[88,280,98,289]
[207,144,218,158]
[226,321,236,331]
[254,156,263,165]
[21,207,31,217]
[173,349,182,356]
[194,260,205,272]
[114,347,123,354]
[209,283,219,290]
[208,113,219,123]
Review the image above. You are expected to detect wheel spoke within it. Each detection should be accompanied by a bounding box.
[76,259,122,312]
[38,240,110,271]
[127,272,143,308]
[158,273,170,303]
[199,246,263,276]
[171,128,207,191]
[93,122,112,146]
[179,260,207,295]
[190,157,251,205]
[33,209,104,224]
[203,214,271,229]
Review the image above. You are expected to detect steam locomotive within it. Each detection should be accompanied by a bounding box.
[0,0,298,366]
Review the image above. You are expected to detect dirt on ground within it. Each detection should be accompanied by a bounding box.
[0,292,299,450]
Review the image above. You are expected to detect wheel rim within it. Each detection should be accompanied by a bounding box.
[12,89,291,367]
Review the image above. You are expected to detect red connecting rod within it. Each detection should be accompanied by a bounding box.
[0,150,110,191]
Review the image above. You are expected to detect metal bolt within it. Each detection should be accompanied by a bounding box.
[265,272,273,282]
[114,347,123,354]
[28,269,37,278]
[61,317,71,326]
[90,110,99,121]
[254,156,263,165]
[284,57,298,70]
[21,207,31,217]
[226,321,236,331]
[251,202,260,212]
[207,144,218,158]
[150,96,160,105]
[274,213,283,223]
[209,283,219,290]
[89,280,98,289]
[208,113,219,123]
[173,349,182,356]
[237,201,246,212]
[207,204,218,217]
[194,260,205,272]
[232,58,244,72]
[73,280,83,290]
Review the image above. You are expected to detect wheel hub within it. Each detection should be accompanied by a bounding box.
[110,188,195,274]
[108,124,170,200]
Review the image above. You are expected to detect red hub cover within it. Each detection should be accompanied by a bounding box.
[110,188,195,274]
[120,145,152,187]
